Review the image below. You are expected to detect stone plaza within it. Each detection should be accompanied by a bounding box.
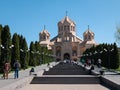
[0,61,120,90]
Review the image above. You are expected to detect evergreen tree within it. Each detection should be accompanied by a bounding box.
[19,35,24,68]
[11,33,20,69]
[0,25,3,72]
[35,41,41,65]
[20,38,28,69]
[1,25,12,63]
[29,41,36,66]
[82,43,119,69]
[111,43,119,69]
[19,35,24,49]
[43,47,48,64]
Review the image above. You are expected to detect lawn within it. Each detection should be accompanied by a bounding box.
[116,66,120,71]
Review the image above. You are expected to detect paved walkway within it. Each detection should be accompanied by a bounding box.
[0,61,120,90]
[20,62,109,90]
[0,62,57,90]
[20,84,109,90]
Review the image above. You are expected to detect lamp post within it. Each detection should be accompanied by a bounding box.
[31,50,41,65]
[20,49,29,69]
[1,44,14,61]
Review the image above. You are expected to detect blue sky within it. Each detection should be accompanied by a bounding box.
[0,0,120,46]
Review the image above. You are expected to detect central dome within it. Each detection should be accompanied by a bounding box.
[58,16,75,26]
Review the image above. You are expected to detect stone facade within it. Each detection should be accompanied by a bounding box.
[39,16,98,61]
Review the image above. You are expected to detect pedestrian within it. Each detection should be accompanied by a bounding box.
[88,59,91,66]
[47,63,50,67]
[97,59,102,68]
[29,67,35,75]
[14,60,20,79]
[81,58,85,65]
[83,63,87,71]
[89,64,94,74]
[3,60,11,79]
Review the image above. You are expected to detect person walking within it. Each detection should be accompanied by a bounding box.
[97,59,102,68]
[14,60,20,79]
[3,60,11,79]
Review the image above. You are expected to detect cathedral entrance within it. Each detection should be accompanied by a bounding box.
[64,53,70,60]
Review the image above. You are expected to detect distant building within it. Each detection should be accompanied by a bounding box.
[39,16,98,61]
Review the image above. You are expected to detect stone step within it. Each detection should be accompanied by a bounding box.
[43,70,89,75]
[31,77,100,84]
[44,63,89,75]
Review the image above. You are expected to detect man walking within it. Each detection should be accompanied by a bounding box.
[14,60,20,79]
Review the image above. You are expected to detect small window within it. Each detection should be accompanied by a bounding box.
[67,26,69,30]
[59,27,60,32]
[43,35,46,40]
[71,26,72,31]
[64,26,66,30]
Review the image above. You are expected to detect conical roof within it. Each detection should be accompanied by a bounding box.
[58,16,75,26]
[84,29,94,36]
[40,30,50,36]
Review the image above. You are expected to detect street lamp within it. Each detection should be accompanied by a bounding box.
[1,44,14,49]
[1,44,14,61]
[20,49,29,69]
[31,51,41,64]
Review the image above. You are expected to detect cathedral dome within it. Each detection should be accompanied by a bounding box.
[83,26,95,41]
[40,30,50,36]
[58,16,75,26]
[83,29,94,36]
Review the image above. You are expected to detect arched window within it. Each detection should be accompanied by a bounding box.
[72,50,77,56]
[72,46,77,56]
[59,27,60,32]
[88,35,91,40]
[73,27,74,31]
[43,35,46,40]
[56,46,61,56]
[67,26,69,31]
[64,26,66,30]
[71,26,72,31]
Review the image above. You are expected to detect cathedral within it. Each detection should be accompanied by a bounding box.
[39,16,97,61]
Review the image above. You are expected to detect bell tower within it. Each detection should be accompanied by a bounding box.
[83,25,94,41]
[39,26,50,48]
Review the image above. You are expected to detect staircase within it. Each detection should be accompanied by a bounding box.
[31,63,100,84]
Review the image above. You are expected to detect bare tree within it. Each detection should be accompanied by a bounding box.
[115,25,120,45]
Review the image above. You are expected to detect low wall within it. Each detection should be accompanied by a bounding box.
[100,76,120,90]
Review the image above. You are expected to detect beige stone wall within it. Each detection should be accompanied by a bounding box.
[39,16,98,61]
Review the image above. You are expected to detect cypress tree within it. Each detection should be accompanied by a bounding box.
[43,47,48,64]
[35,41,41,65]
[0,25,3,72]
[112,43,119,69]
[1,25,12,63]
[19,35,29,69]
[20,37,28,69]
[29,41,36,66]
[11,33,20,69]
[19,35,24,68]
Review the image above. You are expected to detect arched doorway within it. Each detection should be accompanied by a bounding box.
[64,53,70,60]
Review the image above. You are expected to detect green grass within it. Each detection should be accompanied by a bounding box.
[116,66,120,71]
